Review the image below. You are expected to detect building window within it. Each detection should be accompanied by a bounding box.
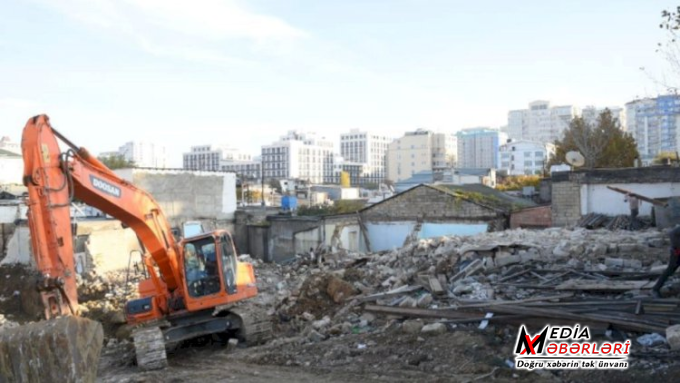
[535,151,543,157]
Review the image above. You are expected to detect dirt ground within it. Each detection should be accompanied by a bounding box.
[96,326,680,383]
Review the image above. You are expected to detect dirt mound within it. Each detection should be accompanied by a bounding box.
[0,264,43,323]
[286,274,336,319]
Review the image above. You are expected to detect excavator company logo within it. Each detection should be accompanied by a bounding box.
[90,175,121,198]
[514,325,630,370]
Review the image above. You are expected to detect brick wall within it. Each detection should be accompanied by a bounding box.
[551,180,581,227]
[361,185,501,221]
[510,206,552,229]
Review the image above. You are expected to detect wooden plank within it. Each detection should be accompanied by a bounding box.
[493,283,560,290]
[364,304,488,320]
[539,271,573,286]
[437,274,448,290]
[498,268,531,283]
[357,285,423,303]
[481,304,667,333]
[554,280,656,292]
[450,259,483,283]
[429,277,446,295]
[607,186,668,207]
[445,293,574,309]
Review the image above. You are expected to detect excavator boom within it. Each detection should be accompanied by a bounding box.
[0,115,270,382]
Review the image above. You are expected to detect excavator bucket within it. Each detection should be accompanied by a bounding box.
[0,317,103,383]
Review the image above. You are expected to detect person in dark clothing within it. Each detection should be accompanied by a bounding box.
[652,225,680,298]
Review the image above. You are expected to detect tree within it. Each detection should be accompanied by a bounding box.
[653,151,680,164]
[297,200,366,216]
[548,109,639,169]
[268,179,282,194]
[98,155,135,169]
[496,175,541,192]
[643,7,680,93]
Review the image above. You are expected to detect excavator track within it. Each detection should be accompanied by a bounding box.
[132,326,168,371]
[230,306,273,346]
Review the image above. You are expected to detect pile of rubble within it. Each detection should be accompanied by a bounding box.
[260,227,680,352]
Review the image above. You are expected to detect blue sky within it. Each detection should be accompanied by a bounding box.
[0,0,676,166]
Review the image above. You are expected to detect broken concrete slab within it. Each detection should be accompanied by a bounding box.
[421,323,447,335]
[666,325,680,350]
[416,294,433,308]
[402,319,424,334]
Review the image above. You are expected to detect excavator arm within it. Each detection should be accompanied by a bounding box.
[22,114,181,318]
[0,115,183,382]
[1,115,266,381]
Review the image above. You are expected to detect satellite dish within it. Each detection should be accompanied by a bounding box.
[565,151,585,167]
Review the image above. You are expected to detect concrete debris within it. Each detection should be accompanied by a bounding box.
[402,319,424,334]
[308,330,326,343]
[2,226,677,381]
[666,325,680,350]
[421,323,447,335]
[637,333,667,347]
[416,293,433,308]
[312,316,331,330]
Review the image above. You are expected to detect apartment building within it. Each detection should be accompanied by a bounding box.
[625,95,680,163]
[456,128,507,169]
[340,129,392,184]
[261,131,334,184]
[581,106,626,130]
[386,129,456,182]
[505,100,578,144]
[183,145,251,171]
[103,141,167,168]
[497,139,555,175]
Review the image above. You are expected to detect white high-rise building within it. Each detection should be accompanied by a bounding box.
[261,131,334,184]
[581,106,626,131]
[183,145,251,171]
[103,141,167,168]
[498,139,555,176]
[456,128,507,169]
[505,100,578,144]
[220,156,262,180]
[340,129,392,184]
[626,95,680,163]
[386,129,457,182]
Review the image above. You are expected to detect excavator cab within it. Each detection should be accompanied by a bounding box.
[179,230,243,310]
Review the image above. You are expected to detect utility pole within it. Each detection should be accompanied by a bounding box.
[261,173,265,207]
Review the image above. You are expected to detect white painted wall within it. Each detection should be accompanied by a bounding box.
[0,205,26,223]
[366,222,416,252]
[580,182,680,216]
[87,228,143,272]
[1,226,31,265]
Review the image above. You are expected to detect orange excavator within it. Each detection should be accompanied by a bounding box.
[0,115,271,382]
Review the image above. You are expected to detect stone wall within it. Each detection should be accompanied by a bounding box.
[360,185,501,222]
[510,206,552,229]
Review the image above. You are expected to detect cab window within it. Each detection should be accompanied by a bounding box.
[184,238,221,298]
[221,235,237,294]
